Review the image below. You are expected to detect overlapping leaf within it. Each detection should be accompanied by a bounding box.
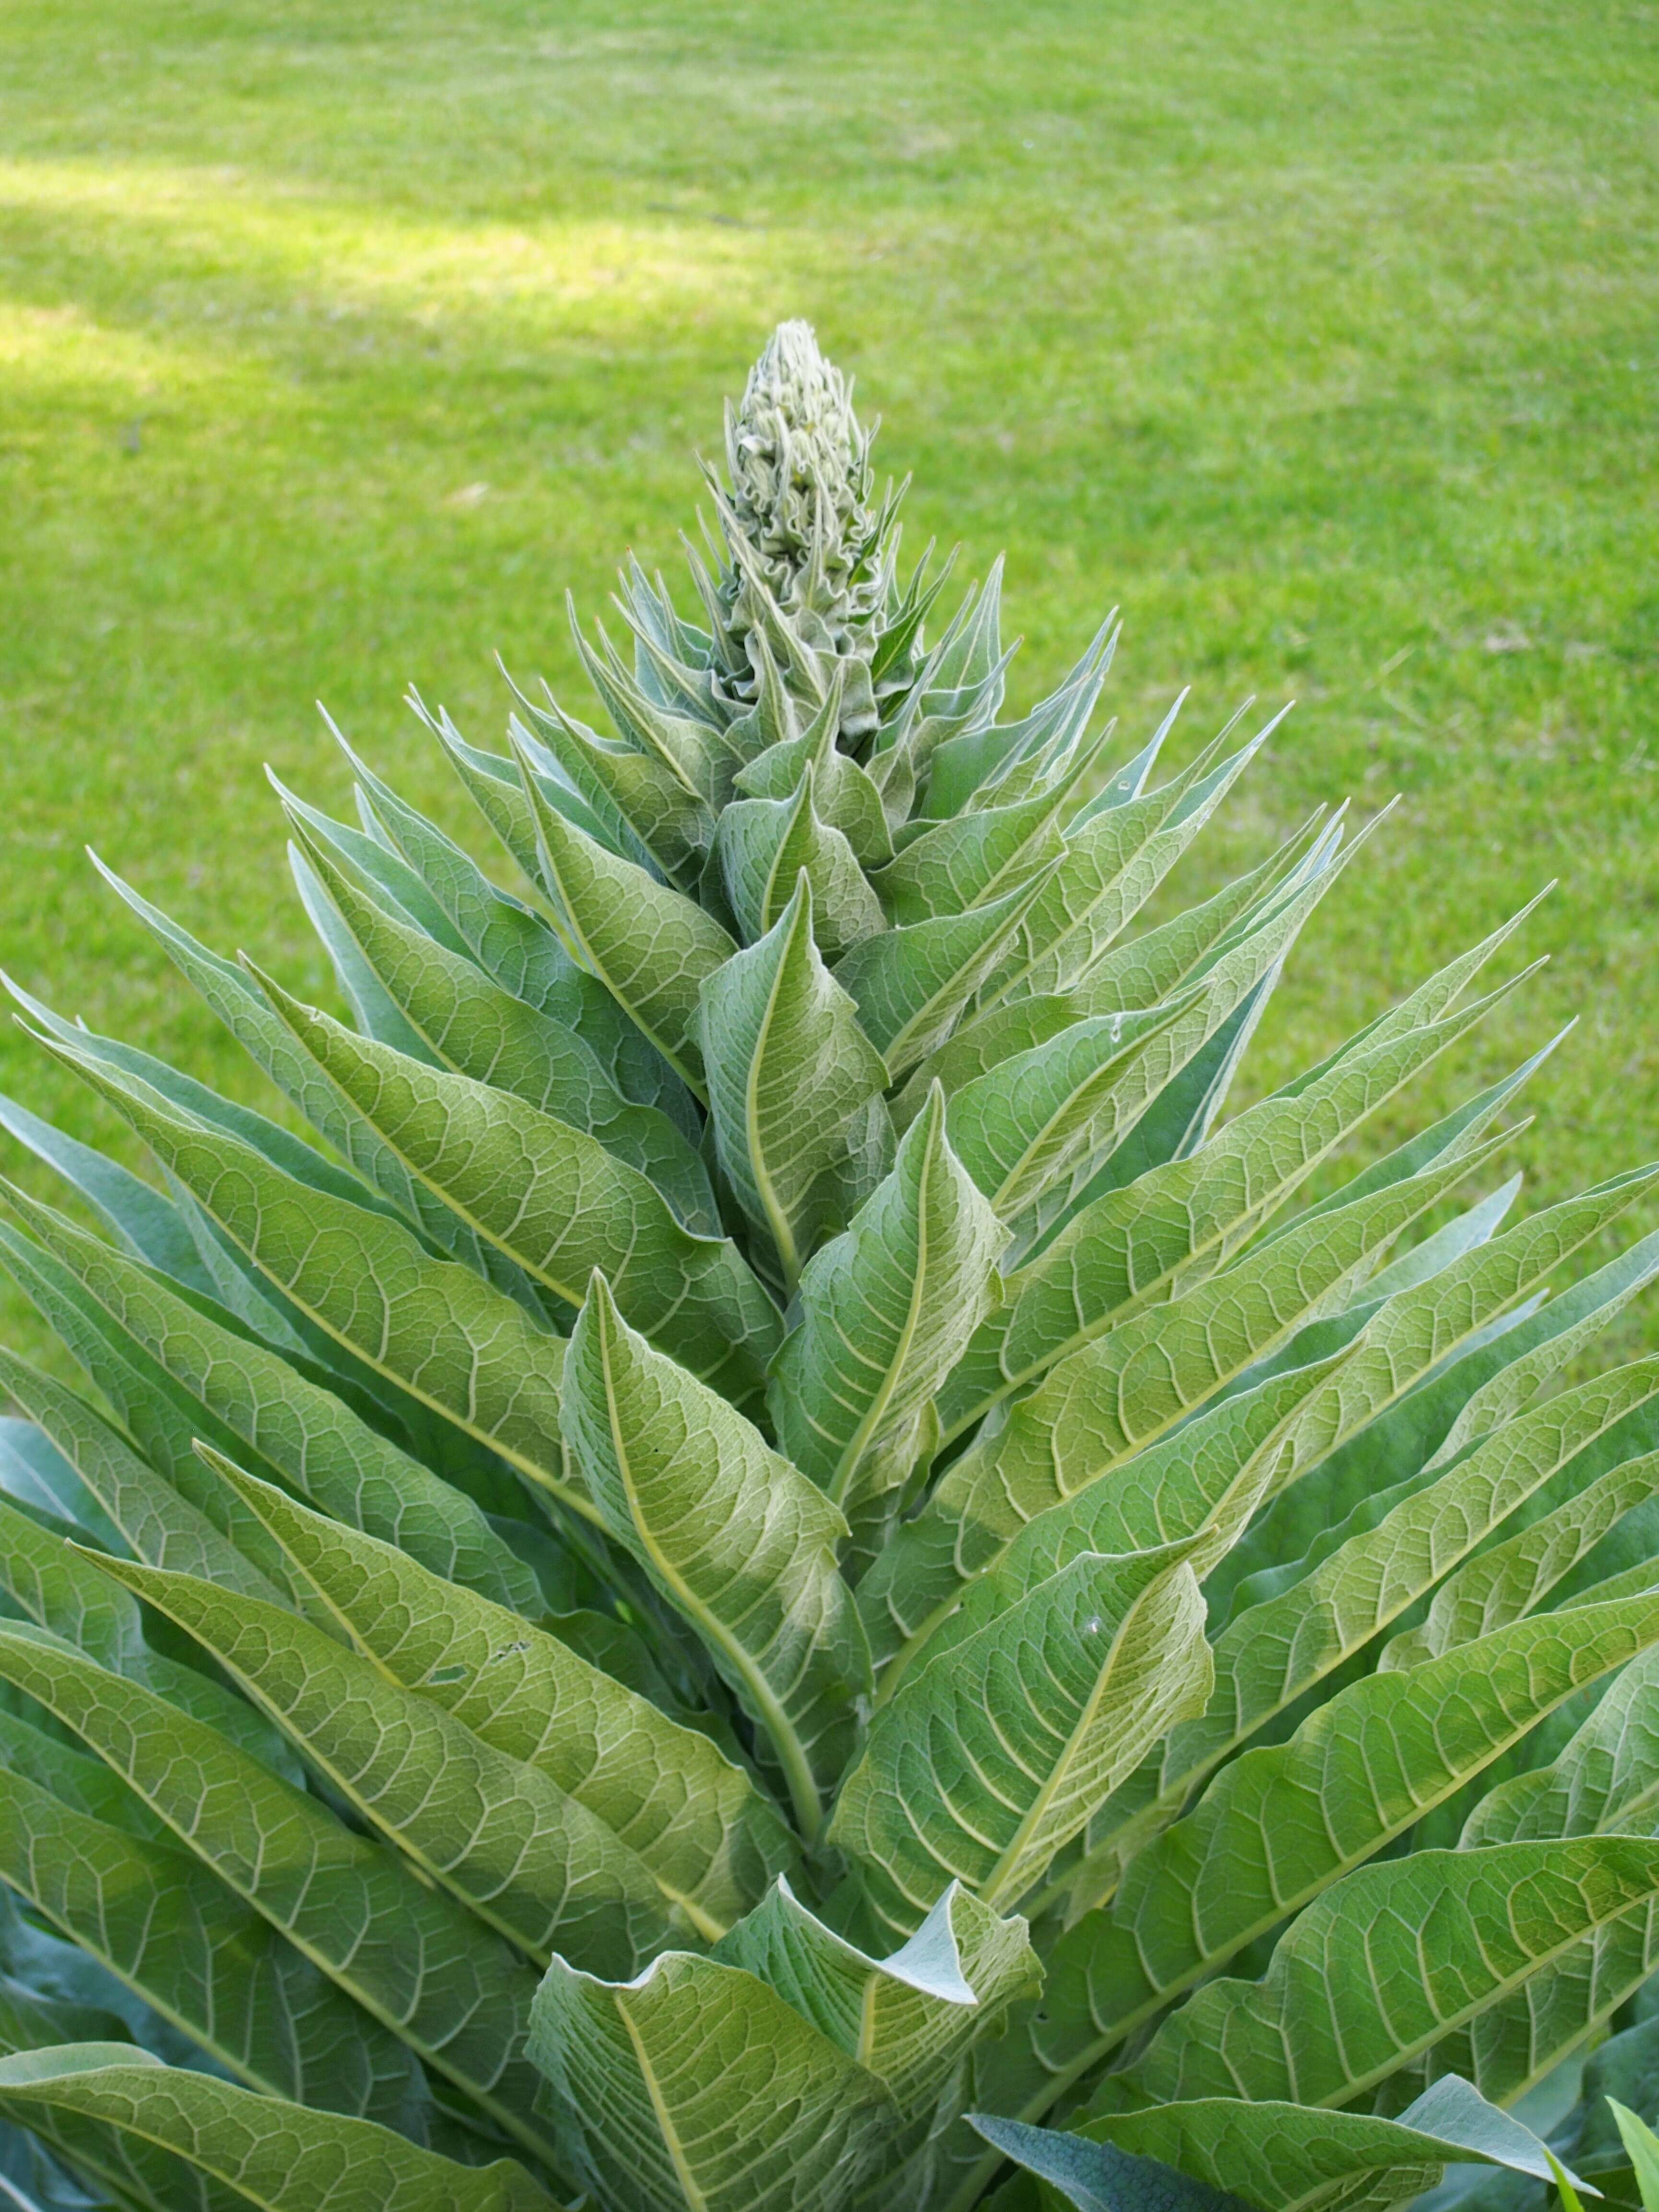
[561,1275,870,1838]
[0,2049,561,2212]
[698,876,893,1290]
[527,1951,894,2212]
[0,1624,557,2164]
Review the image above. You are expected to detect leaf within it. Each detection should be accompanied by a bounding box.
[0,1730,432,2138]
[343,724,693,1125]
[203,1446,796,1940]
[518,759,736,1095]
[1466,1642,1659,1846]
[1207,1223,1659,1626]
[861,1128,1509,1677]
[561,1276,870,1839]
[1426,1898,1659,2117]
[1054,2074,1589,2212]
[0,1182,545,1617]
[829,1543,1211,1935]
[943,995,1202,1225]
[437,695,621,870]
[1085,1839,1659,2115]
[1021,1593,1659,2106]
[938,978,1538,1439]
[0,1625,556,2165]
[876,722,1112,925]
[0,1085,216,1301]
[569,603,745,805]
[933,1348,1358,1658]
[711,767,886,960]
[248,966,781,1402]
[732,675,894,868]
[1073,807,1328,1017]
[265,768,478,959]
[974,722,1274,1007]
[514,693,716,888]
[527,1950,895,2212]
[285,825,718,1233]
[1381,1449,1659,1669]
[88,1555,694,1976]
[768,1083,1006,1518]
[0,1490,304,1783]
[967,2116,1250,2212]
[697,875,893,1291]
[32,1041,589,1524]
[0,1347,299,1620]
[1608,2103,1659,2211]
[831,870,1056,1079]
[0,2049,561,2212]
[918,618,1114,821]
[287,842,437,1063]
[712,1877,1037,2120]
[1158,1356,1659,1803]
[82,863,542,1308]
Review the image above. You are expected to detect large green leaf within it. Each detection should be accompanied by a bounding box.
[936,1350,1376,1681]
[938,974,1537,1439]
[1207,1222,1659,1624]
[32,1043,591,1523]
[697,874,893,1291]
[0,1624,555,2164]
[768,1082,1005,1518]
[829,1543,1210,1935]
[965,2116,1250,2212]
[515,689,716,888]
[876,720,1113,926]
[711,766,886,959]
[561,1275,870,1838]
[0,1183,544,1616]
[248,966,780,1400]
[518,760,736,1096]
[991,1120,1515,1534]
[82,862,545,1310]
[87,1555,694,1976]
[0,1714,430,2138]
[732,670,894,869]
[341,724,692,1124]
[712,1878,1036,2121]
[283,826,718,1233]
[1004,2074,1585,2212]
[0,1347,299,1619]
[974,720,1283,1009]
[527,1949,894,2212]
[1467,1640,1659,1846]
[286,841,437,1063]
[1015,1592,1659,2113]
[0,1082,217,1301]
[1068,805,1327,1018]
[860,1127,1511,1678]
[831,871,1055,1079]
[943,995,1201,1227]
[203,1446,796,1939]
[1435,1644,1659,2114]
[1382,1448,1659,1668]
[568,603,746,805]
[0,2048,561,2212]
[435,697,618,871]
[1155,1356,1659,1807]
[264,767,477,959]
[1084,1838,1659,2114]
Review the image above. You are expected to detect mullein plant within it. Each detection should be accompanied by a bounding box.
[0,323,1659,2212]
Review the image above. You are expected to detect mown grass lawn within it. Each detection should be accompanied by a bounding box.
[0,0,1655,1366]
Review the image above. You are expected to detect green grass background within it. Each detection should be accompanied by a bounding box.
[1,0,1656,1363]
